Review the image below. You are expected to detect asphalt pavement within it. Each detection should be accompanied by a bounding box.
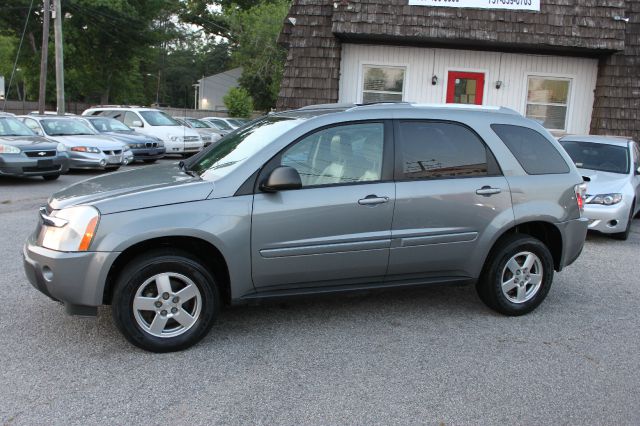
[1,165,639,425]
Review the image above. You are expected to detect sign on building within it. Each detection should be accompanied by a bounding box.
[408,0,540,11]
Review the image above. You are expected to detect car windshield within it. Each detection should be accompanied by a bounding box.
[87,117,131,132]
[187,119,210,129]
[41,118,96,136]
[186,116,302,180]
[0,117,35,136]
[206,119,233,130]
[560,140,629,174]
[139,111,180,126]
[228,119,244,127]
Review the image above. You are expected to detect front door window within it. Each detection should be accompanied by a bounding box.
[446,71,485,105]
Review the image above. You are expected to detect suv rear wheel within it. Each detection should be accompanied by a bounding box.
[112,249,219,352]
[477,234,554,316]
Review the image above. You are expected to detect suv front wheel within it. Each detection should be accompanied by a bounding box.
[112,249,219,352]
[477,234,554,316]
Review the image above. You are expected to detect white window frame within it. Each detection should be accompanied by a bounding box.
[524,74,573,132]
[359,64,407,104]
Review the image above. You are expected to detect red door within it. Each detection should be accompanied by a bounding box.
[446,71,485,105]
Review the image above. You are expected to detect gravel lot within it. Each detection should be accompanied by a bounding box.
[1,164,639,425]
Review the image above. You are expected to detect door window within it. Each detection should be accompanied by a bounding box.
[446,72,485,105]
[123,112,141,127]
[280,122,385,187]
[396,121,492,179]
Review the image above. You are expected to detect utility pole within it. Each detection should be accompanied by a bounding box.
[38,0,50,115]
[53,0,64,115]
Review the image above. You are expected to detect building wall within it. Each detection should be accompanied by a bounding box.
[339,44,598,134]
[198,68,243,111]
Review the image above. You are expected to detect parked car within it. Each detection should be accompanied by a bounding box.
[0,114,69,180]
[559,135,639,240]
[82,106,203,156]
[19,115,130,170]
[82,116,166,163]
[23,103,588,352]
[200,117,234,135]
[173,117,221,147]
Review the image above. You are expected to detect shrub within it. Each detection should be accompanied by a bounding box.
[223,87,254,118]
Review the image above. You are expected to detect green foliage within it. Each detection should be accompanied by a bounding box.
[223,87,253,117]
[226,0,290,112]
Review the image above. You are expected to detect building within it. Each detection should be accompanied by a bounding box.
[197,67,243,110]
[277,0,639,139]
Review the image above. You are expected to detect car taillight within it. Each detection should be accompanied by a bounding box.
[575,183,587,213]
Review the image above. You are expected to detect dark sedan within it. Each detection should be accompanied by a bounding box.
[0,115,69,180]
[82,117,166,163]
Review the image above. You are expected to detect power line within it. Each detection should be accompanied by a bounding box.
[2,0,35,110]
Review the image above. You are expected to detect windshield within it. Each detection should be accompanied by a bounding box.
[41,118,96,136]
[0,117,35,136]
[87,117,131,132]
[187,119,210,129]
[205,119,233,131]
[560,141,630,174]
[139,110,180,126]
[228,119,244,127]
[186,116,302,180]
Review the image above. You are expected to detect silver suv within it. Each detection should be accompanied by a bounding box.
[23,103,588,352]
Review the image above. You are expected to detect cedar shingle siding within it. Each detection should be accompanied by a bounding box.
[277,0,639,141]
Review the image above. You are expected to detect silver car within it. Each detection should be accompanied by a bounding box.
[19,115,132,170]
[559,135,640,240]
[23,103,588,352]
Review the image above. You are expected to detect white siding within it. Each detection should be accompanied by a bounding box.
[339,44,598,134]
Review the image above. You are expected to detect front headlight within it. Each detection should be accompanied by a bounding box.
[587,193,623,205]
[124,145,131,151]
[169,136,183,142]
[70,146,101,153]
[0,143,21,154]
[38,205,100,252]
[56,143,67,152]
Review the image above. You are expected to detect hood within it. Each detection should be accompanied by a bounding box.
[49,162,214,214]
[579,169,628,195]
[49,134,125,149]
[101,131,157,144]
[0,135,59,149]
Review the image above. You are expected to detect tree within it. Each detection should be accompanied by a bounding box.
[223,86,253,117]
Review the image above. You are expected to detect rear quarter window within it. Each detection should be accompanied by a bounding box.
[491,124,569,175]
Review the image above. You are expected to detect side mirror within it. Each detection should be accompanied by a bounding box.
[131,120,143,128]
[636,166,640,175]
[260,166,302,192]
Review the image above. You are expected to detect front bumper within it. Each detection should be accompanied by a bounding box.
[0,154,69,177]
[131,147,166,160]
[583,202,631,234]
[557,217,589,270]
[164,140,203,154]
[69,152,124,169]
[23,238,119,308]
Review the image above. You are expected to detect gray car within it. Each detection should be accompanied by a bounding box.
[559,135,640,240]
[23,103,588,352]
[0,115,69,180]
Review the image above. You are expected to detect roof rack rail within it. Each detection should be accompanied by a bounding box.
[297,103,356,111]
[88,105,145,109]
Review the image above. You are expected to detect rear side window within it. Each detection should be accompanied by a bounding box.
[396,121,495,179]
[491,124,569,174]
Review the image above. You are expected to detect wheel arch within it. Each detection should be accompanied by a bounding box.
[103,236,231,306]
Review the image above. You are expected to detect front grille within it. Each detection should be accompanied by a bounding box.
[23,165,61,172]
[183,136,200,142]
[145,142,158,148]
[25,150,56,158]
[103,150,123,155]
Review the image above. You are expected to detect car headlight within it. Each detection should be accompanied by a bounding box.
[169,136,183,142]
[56,143,67,152]
[0,143,21,154]
[587,193,623,205]
[38,205,100,252]
[70,146,101,153]
[124,145,131,151]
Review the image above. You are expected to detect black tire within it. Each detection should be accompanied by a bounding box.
[476,234,554,316]
[612,202,634,241]
[143,159,157,164]
[105,166,120,172]
[112,249,220,352]
[42,174,60,181]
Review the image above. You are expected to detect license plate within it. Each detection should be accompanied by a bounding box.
[108,155,122,164]
[37,159,53,167]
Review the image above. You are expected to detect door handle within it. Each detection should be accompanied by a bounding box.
[358,195,389,206]
[476,186,501,196]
